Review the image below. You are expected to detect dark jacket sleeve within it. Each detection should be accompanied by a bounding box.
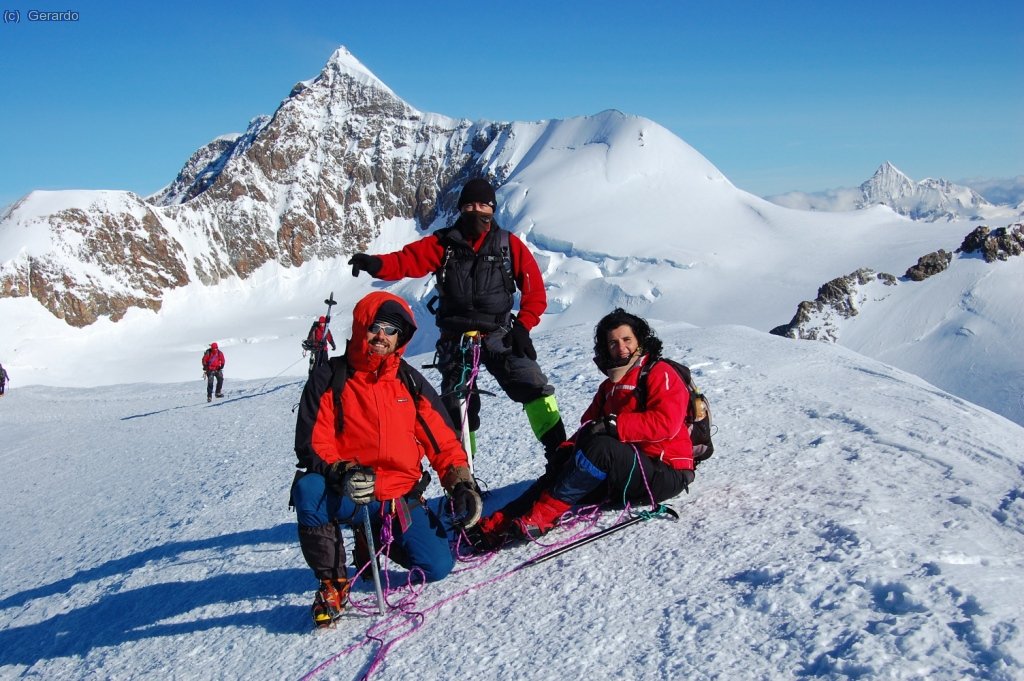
[294,361,337,475]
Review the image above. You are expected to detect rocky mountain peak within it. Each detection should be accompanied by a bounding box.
[316,46,395,95]
[858,161,994,221]
[0,45,510,326]
[860,161,915,202]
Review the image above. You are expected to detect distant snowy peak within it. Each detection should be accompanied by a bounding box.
[310,46,400,100]
[859,161,915,201]
[768,162,1019,222]
[858,161,994,221]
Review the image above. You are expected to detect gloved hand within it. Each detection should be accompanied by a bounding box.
[505,319,537,360]
[325,461,351,496]
[348,253,382,277]
[450,481,482,529]
[482,326,510,355]
[343,465,376,505]
[576,415,619,449]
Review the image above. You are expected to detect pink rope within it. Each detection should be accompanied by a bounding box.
[630,444,659,508]
[300,503,633,680]
[302,439,667,678]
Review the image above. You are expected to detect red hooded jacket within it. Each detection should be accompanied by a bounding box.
[298,292,470,500]
[202,347,225,371]
[579,354,695,470]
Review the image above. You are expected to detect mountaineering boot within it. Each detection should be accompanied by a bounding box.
[513,491,572,540]
[464,475,555,552]
[464,509,514,553]
[311,577,350,628]
[207,395,212,403]
[215,392,224,398]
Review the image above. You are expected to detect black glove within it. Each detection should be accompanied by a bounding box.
[450,481,482,529]
[576,415,619,449]
[325,461,350,495]
[505,319,537,360]
[348,253,382,277]
[343,466,376,505]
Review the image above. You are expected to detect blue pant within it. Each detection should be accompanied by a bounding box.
[292,472,454,582]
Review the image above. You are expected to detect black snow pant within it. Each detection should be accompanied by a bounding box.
[492,434,693,522]
[435,332,565,452]
[205,370,224,398]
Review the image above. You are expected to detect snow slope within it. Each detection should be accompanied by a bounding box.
[1,323,1022,680]
[836,253,1024,428]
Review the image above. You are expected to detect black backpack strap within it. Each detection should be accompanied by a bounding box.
[433,227,455,290]
[294,355,345,471]
[329,356,352,433]
[497,228,516,294]
[398,359,444,456]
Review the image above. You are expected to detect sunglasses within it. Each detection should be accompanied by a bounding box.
[368,322,400,336]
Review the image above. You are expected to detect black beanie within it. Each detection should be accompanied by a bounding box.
[372,300,413,345]
[458,178,496,209]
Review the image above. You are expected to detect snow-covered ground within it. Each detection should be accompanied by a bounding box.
[2,323,1022,680]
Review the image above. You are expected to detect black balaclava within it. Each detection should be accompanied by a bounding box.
[457,178,497,237]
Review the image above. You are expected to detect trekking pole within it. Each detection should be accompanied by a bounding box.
[361,505,386,615]
[514,505,680,571]
[319,292,338,370]
[322,291,336,323]
[457,332,481,475]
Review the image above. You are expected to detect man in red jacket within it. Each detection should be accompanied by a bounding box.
[347,178,565,463]
[201,342,225,402]
[291,291,481,628]
[473,308,695,546]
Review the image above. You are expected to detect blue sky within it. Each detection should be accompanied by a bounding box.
[1,0,1021,210]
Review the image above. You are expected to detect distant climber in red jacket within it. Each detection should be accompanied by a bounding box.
[201,342,226,402]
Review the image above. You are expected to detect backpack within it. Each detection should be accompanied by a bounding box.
[634,357,715,466]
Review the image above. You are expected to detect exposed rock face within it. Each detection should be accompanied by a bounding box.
[905,250,952,281]
[771,222,1023,343]
[149,116,270,207]
[957,224,1024,262]
[770,268,897,342]
[0,193,189,326]
[0,47,515,326]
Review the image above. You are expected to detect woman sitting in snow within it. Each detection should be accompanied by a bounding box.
[470,308,695,547]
